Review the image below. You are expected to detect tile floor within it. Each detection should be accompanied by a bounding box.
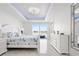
[2,44,60,56]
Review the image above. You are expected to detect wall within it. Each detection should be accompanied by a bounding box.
[53,3,71,35]
[0,4,24,34]
[22,21,32,35]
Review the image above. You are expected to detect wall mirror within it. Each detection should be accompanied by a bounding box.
[71,3,79,49]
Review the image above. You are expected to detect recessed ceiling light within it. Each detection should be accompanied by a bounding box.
[28,7,40,15]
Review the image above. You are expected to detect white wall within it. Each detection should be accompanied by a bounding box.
[0,11,22,27]
[0,4,24,34]
[53,3,71,35]
[22,21,32,35]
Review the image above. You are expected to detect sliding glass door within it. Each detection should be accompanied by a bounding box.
[32,23,48,38]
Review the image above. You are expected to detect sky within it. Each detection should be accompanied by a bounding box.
[32,24,48,31]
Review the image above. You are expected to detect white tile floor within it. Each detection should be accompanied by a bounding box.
[2,44,60,56]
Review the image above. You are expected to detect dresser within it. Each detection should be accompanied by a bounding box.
[0,33,7,55]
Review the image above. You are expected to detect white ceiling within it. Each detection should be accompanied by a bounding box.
[11,3,50,20]
[0,3,26,22]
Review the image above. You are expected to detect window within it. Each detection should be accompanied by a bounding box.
[32,23,48,37]
[32,24,39,35]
